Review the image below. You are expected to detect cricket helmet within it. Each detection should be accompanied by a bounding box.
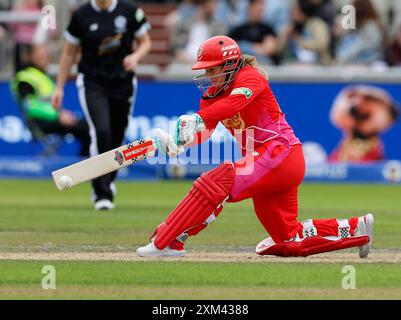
[192,35,242,70]
[192,36,244,97]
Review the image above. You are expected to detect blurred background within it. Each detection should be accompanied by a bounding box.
[0,0,400,183]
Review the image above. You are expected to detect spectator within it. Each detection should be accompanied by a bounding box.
[0,24,6,70]
[304,0,337,57]
[216,0,292,35]
[164,0,198,31]
[166,0,248,31]
[335,0,385,65]
[308,0,336,27]
[386,23,401,66]
[0,0,11,69]
[370,0,401,36]
[215,0,249,29]
[170,0,227,63]
[10,44,90,157]
[228,0,279,65]
[9,0,43,72]
[263,0,291,35]
[0,0,11,9]
[279,0,332,65]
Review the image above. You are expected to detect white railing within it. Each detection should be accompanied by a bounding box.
[1,63,401,82]
[0,11,41,23]
[155,63,401,82]
[0,11,44,75]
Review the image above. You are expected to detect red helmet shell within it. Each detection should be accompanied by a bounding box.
[192,36,242,70]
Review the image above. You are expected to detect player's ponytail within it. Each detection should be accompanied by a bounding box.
[243,54,269,80]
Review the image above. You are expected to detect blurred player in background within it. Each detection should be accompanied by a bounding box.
[11,44,90,156]
[137,35,374,258]
[52,0,151,211]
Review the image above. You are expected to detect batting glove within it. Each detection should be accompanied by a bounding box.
[175,114,206,146]
[152,128,185,157]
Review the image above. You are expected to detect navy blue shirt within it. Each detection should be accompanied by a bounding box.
[65,0,150,83]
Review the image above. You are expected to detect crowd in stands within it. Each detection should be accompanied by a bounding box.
[167,0,401,67]
[1,0,401,71]
[0,0,53,72]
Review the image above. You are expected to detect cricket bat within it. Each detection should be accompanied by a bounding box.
[52,137,157,191]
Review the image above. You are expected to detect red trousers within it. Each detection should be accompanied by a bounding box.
[228,142,358,242]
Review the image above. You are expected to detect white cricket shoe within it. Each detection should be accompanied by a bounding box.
[94,199,115,211]
[355,213,374,258]
[255,236,275,254]
[136,242,186,258]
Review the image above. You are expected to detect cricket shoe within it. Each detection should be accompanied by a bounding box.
[355,213,374,258]
[136,242,186,258]
[255,236,275,255]
[94,199,115,211]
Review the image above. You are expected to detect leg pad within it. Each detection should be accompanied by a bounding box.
[257,235,369,257]
[153,162,234,249]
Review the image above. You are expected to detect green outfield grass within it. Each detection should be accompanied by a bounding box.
[1,261,401,299]
[0,179,401,299]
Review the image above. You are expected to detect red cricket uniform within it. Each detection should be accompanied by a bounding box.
[196,65,359,243]
[142,35,370,257]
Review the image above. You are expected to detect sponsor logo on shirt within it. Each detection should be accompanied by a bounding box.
[98,33,122,56]
[222,113,245,130]
[135,8,145,22]
[230,87,253,99]
[114,15,127,33]
[89,23,98,31]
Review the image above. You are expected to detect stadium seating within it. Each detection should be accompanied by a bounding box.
[139,3,177,69]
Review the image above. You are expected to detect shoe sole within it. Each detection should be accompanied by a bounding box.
[94,200,115,211]
[136,249,185,258]
[96,207,114,211]
[161,251,186,258]
[359,213,374,258]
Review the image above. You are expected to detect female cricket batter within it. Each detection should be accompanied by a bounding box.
[137,36,374,258]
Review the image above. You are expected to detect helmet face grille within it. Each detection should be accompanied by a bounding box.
[193,58,244,98]
[193,74,213,95]
[194,69,236,98]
